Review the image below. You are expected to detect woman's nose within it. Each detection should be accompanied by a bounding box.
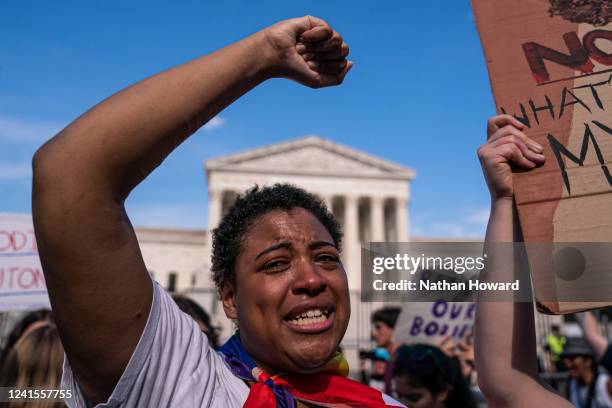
[292,259,327,296]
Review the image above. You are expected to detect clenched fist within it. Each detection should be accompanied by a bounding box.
[262,16,352,88]
[478,115,546,200]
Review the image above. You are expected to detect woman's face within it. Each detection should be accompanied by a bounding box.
[394,375,447,408]
[222,208,350,373]
[372,360,387,376]
[371,321,394,348]
[564,355,592,379]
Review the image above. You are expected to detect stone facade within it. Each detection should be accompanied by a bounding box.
[135,227,209,292]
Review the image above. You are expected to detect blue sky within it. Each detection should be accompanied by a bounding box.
[1,1,496,238]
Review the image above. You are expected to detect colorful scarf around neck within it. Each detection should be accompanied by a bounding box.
[218,334,405,408]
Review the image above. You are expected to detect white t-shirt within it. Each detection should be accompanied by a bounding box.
[61,282,404,407]
[61,282,249,407]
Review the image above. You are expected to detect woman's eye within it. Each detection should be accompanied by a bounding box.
[316,254,340,263]
[262,260,288,271]
[399,394,422,403]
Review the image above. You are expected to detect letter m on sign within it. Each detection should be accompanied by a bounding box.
[547,122,612,195]
[522,32,594,84]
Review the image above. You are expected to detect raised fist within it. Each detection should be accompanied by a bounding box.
[477,115,546,200]
[262,16,352,89]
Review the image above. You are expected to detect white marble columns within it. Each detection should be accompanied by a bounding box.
[343,195,359,274]
[210,190,409,242]
[370,196,385,242]
[323,195,334,213]
[207,189,223,231]
[396,197,409,242]
[207,188,410,270]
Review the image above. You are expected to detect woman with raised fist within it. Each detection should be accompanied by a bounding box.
[33,15,404,408]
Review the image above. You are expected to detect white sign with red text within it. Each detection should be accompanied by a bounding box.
[0,213,50,311]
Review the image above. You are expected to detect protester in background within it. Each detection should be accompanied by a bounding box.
[0,309,53,369]
[545,324,567,372]
[172,294,219,349]
[391,344,477,408]
[562,337,612,407]
[474,114,575,407]
[372,307,402,356]
[438,334,487,406]
[359,347,390,391]
[0,321,65,408]
[438,334,476,382]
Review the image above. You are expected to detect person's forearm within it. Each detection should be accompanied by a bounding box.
[475,115,572,407]
[33,30,275,200]
[475,197,541,405]
[577,312,609,360]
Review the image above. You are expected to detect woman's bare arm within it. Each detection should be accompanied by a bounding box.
[32,16,351,403]
[474,115,572,408]
[577,312,609,360]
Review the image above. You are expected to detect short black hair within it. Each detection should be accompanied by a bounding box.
[393,344,477,408]
[372,307,401,329]
[211,184,342,292]
[394,344,452,395]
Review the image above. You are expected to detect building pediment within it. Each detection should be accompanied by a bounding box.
[205,136,415,180]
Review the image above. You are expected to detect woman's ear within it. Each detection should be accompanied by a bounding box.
[221,282,238,320]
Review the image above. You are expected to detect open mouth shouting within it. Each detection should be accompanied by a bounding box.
[284,302,335,334]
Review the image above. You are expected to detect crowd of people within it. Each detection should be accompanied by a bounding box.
[537,312,612,407]
[358,308,612,408]
[358,307,482,407]
[7,296,612,407]
[0,296,220,407]
[352,306,612,408]
[6,294,598,408]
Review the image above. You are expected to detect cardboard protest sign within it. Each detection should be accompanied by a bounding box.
[0,213,50,311]
[472,0,612,314]
[394,301,474,346]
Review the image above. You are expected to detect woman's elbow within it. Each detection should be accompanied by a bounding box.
[32,137,62,180]
[478,376,514,407]
[31,141,62,198]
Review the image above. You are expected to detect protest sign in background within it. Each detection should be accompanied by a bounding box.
[472,0,612,314]
[394,301,474,346]
[0,213,50,311]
